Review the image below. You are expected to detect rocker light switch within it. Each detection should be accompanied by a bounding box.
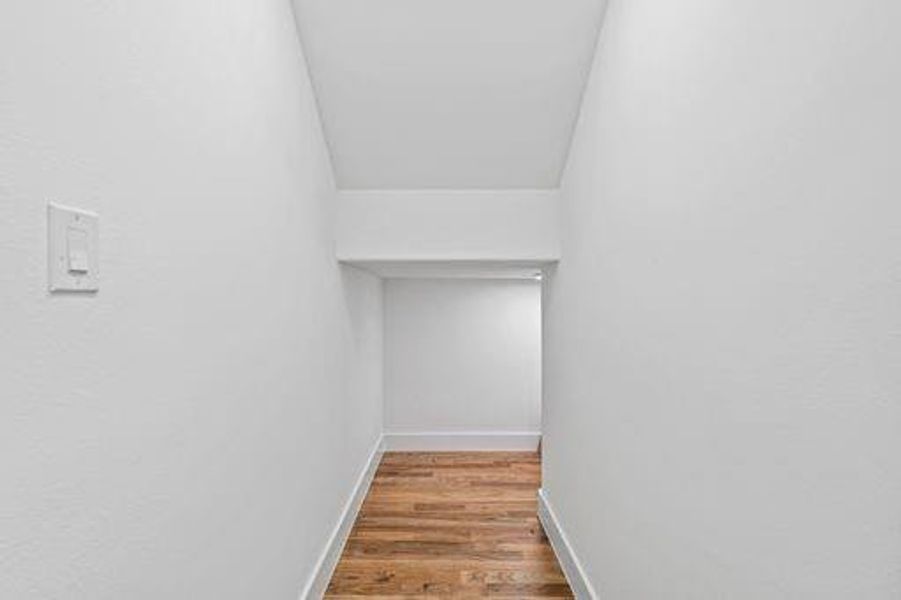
[67,227,90,273]
[49,203,99,292]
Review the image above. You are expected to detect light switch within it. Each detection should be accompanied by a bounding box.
[67,226,90,273]
[48,203,99,292]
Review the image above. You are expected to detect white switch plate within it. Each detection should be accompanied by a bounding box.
[48,202,99,292]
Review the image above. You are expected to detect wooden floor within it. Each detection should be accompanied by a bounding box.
[325,451,572,598]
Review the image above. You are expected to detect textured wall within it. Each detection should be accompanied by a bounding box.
[543,0,901,597]
[0,1,382,598]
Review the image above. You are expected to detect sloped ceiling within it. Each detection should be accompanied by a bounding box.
[291,0,607,189]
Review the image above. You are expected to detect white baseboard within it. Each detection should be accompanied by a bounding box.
[538,488,599,600]
[383,431,541,452]
[299,435,384,600]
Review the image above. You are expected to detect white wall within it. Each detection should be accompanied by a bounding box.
[0,1,382,598]
[337,189,561,262]
[385,279,541,440]
[543,0,901,597]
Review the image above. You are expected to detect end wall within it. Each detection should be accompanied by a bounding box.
[384,279,541,448]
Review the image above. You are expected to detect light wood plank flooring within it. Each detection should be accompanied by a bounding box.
[325,451,572,598]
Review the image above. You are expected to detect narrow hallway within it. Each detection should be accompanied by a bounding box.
[3,0,899,597]
[326,452,571,598]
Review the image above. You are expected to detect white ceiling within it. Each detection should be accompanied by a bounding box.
[291,0,607,189]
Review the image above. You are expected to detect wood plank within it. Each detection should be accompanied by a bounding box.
[325,451,573,598]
